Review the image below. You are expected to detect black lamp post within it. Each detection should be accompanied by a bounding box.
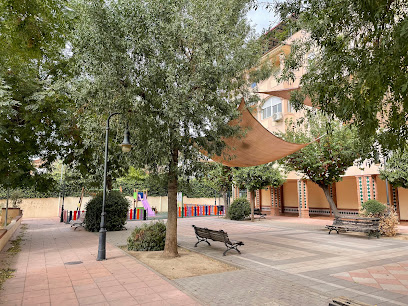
[97,113,131,261]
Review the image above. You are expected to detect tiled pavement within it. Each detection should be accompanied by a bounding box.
[0,218,198,306]
[108,216,408,305]
[3,216,408,305]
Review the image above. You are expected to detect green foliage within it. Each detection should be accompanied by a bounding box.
[280,112,372,187]
[0,0,77,192]
[361,200,387,217]
[84,191,129,232]
[127,221,166,251]
[380,149,408,189]
[228,197,251,220]
[233,163,285,192]
[71,0,269,255]
[276,0,408,149]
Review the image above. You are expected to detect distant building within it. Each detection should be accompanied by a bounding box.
[233,28,407,221]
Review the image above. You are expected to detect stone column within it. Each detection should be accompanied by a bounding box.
[297,180,309,218]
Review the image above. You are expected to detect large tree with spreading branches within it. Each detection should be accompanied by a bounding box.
[275,0,408,151]
[71,0,270,257]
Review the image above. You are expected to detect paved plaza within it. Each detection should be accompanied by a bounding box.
[2,216,408,305]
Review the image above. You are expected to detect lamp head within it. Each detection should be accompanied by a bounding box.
[121,128,132,153]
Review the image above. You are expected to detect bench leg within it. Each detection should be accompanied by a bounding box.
[223,244,241,256]
[194,237,211,247]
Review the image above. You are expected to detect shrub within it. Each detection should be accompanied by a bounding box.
[84,191,129,232]
[380,207,399,237]
[361,199,386,217]
[228,197,251,220]
[127,221,166,251]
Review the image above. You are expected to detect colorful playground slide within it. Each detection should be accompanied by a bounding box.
[139,195,156,217]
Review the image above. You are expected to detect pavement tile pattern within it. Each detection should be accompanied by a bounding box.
[3,216,408,305]
[333,261,408,295]
[0,219,199,306]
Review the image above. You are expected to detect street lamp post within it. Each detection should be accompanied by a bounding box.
[97,112,131,261]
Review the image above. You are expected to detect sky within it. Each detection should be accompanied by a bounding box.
[247,1,281,35]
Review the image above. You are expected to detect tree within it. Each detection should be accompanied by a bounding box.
[275,0,408,150]
[380,149,408,189]
[0,0,76,193]
[203,163,233,216]
[233,163,285,221]
[280,112,372,217]
[71,0,269,257]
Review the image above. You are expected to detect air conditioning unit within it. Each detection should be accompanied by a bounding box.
[272,112,283,121]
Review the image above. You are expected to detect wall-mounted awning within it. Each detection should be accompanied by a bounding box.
[206,99,308,167]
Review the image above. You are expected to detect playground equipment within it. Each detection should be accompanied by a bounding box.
[135,190,155,217]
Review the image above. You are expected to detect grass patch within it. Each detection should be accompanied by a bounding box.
[7,225,26,254]
[0,268,15,290]
[0,223,27,290]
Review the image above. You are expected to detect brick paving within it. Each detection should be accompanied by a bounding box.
[0,218,198,306]
[3,216,408,305]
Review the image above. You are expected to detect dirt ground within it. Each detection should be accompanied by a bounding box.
[122,247,238,279]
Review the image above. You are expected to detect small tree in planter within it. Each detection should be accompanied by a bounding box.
[233,163,285,222]
[280,112,373,218]
[84,191,129,232]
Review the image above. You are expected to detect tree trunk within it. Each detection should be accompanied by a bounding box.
[163,147,179,258]
[250,190,255,222]
[222,191,228,217]
[321,185,340,218]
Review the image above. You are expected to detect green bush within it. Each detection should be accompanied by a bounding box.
[127,221,166,251]
[361,199,387,217]
[228,197,251,220]
[84,191,129,232]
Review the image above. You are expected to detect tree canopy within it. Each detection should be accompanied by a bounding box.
[380,149,408,189]
[233,163,284,221]
[280,111,373,217]
[0,0,76,191]
[71,0,269,256]
[275,0,408,150]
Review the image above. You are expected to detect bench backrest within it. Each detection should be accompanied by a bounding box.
[192,225,230,244]
[334,217,379,227]
[208,229,229,243]
[193,226,212,239]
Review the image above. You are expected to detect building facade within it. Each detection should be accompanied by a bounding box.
[233,30,408,221]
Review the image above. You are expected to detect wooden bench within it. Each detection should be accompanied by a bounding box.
[70,213,85,230]
[254,208,266,219]
[329,296,372,306]
[326,217,380,238]
[192,225,244,256]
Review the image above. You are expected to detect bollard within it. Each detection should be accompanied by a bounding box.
[73,210,77,221]
[129,209,133,220]
[143,209,147,220]
[69,211,73,223]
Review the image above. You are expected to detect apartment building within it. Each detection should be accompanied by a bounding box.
[234,29,408,221]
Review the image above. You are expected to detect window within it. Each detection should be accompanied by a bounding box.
[239,189,247,198]
[261,97,282,119]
